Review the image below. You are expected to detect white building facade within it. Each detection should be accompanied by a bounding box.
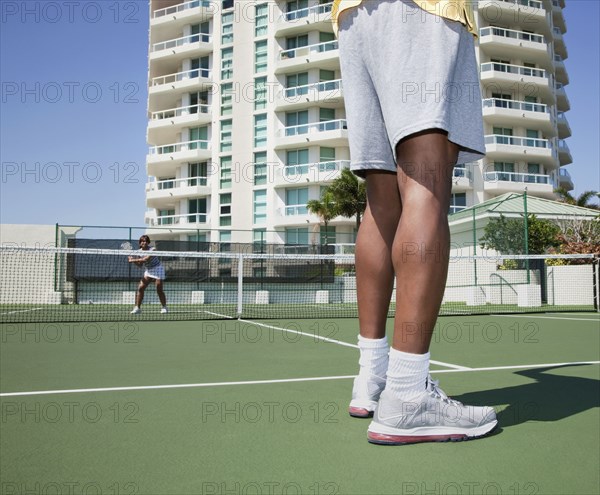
[144,0,572,245]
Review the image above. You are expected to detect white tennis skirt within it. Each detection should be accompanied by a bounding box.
[144,265,165,280]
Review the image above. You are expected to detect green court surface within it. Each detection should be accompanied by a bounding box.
[1,314,599,495]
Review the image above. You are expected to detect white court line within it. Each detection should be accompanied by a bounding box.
[202,311,469,370]
[0,308,43,316]
[2,360,598,398]
[493,314,600,322]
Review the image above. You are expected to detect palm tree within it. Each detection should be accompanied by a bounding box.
[555,188,600,210]
[307,190,338,244]
[326,168,367,230]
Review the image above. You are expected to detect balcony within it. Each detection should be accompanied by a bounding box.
[552,27,568,60]
[556,112,571,139]
[555,83,570,112]
[553,54,569,86]
[557,168,574,191]
[275,2,334,36]
[483,170,555,197]
[485,134,556,166]
[276,40,339,73]
[275,79,343,111]
[452,166,473,192]
[149,68,212,97]
[273,160,351,187]
[478,0,550,35]
[482,98,555,136]
[146,176,210,208]
[479,27,551,68]
[146,212,209,227]
[557,139,572,165]
[151,0,215,28]
[147,139,211,177]
[552,0,566,33]
[147,103,212,143]
[275,119,348,149]
[480,62,554,100]
[150,33,213,63]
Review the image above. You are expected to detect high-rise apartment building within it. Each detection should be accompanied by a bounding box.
[144,0,572,245]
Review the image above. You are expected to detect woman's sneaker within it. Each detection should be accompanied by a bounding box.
[349,374,386,418]
[367,377,497,444]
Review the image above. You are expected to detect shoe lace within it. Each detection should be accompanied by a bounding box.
[426,376,462,406]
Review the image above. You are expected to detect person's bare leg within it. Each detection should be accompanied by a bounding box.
[392,130,458,353]
[349,171,402,417]
[156,279,167,307]
[135,279,149,308]
[355,171,402,340]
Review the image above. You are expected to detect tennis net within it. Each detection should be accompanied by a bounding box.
[0,245,597,323]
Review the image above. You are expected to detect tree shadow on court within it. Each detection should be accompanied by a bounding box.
[451,364,600,429]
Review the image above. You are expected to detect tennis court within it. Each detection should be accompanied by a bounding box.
[1,312,598,495]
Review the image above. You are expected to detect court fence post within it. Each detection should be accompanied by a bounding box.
[237,253,244,318]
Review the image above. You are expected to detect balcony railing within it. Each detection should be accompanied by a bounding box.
[484,171,553,185]
[283,160,350,177]
[152,33,211,52]
[453,167,472,180]
[280,40,338,60]
[449,205,467,214]
[151,103,210,120]
[283,205,309,216]
[284,79,342,99]
[150,212,208,226]
[149,139,210,156]
[485,134,552,149]
[282,119,347,137]
[147,176,208,192]
[559,168,571,179]
[480,26,545,44]
[494,0,543,9]
[151,68,211,87]
[152,0,212,19]
[282,1,333,21]
[482,98,549,114]
[481,62,549,80]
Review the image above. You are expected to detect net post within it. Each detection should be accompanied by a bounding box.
[594,257,600,313]
[54,223,59,292]
[523,190,530,283]
[236,253,244,318]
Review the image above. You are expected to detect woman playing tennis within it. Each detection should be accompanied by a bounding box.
[129,235,168,314]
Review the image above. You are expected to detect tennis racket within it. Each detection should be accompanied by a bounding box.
[120,241,134,251]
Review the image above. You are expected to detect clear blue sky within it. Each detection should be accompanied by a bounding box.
[1,0,598,228]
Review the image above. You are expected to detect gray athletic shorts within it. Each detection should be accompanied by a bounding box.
[338,0,486,177]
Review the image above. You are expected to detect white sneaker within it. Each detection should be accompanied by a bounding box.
[367,377,497,445]
[130,307,141,315]
[349,373,386,418]
[160,307,168,314]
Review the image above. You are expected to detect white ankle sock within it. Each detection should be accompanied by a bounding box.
[385,348,430,401]
[356,335,389,380]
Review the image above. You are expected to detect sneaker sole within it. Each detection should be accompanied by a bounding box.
[367,421,498,445]
[348,406,374,418]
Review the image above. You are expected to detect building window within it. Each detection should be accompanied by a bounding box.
[285,187,309,215]
[220,193,232,226]
[255,40,268,73]
[285,72,309,98]
[254,76,267,110]
[188,162,208,186]
[189,126,208,149]
[255,3,269,37]
[286,148,309,176]
[253,229,267,253]
[220,119,232,152]
[221,47,233,80]
[285,110,308,136]
[188,198,207,223]
[449,193,466,214]
[158,209,175,225]
[220,156,232,189]
[222,0,234,11]
[254,189,267,225]
[254,114,267,148]
[254,151,267,185]
[221,83,233,116]
[221,11,234,44]
[286,227,309,245]
[320,226,336,245]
